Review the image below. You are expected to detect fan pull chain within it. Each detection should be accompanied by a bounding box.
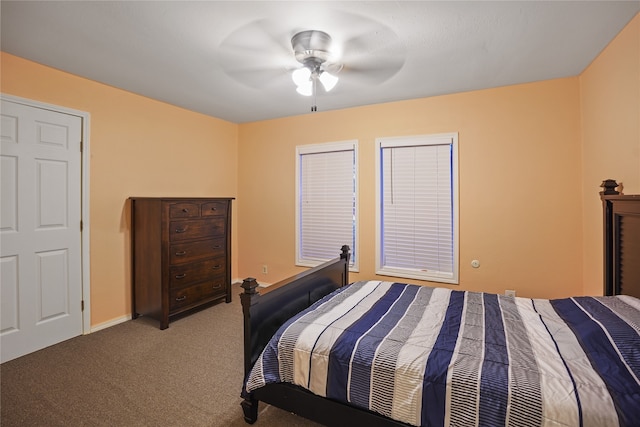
[311,78,317,112]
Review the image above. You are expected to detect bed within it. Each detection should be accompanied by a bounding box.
[240,180,640,426]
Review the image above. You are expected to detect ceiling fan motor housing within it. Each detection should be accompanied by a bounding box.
[292,30,333,66]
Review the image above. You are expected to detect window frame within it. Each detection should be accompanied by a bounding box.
[375,133,459,284]
[295,140,359,271]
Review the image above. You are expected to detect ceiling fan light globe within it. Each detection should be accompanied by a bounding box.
[319,71,338,92]
[292,68,311,86]
[296,82,313,96]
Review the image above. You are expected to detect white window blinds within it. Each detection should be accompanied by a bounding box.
[296,141,357,268]
[376,134,458,283]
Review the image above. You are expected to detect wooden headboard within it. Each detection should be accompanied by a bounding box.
[601,179,640,298]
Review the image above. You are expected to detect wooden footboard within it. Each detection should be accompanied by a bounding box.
[240,245,350,377]
[238,244,425,426]
[240,245,351,424]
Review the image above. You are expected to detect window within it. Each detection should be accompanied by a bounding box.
[296,140,358,269]
[375,133,458,284]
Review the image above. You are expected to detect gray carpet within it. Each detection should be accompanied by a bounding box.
[0,283,322,427]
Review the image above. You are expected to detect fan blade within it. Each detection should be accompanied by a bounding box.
[335,16,407,85]
[338,50,405,85]
[224,65,292,89]
[218,18,298,88]
[340,63,404,86]
[323,62,343,75]
[218,48,294,88]
[219,18,292,56]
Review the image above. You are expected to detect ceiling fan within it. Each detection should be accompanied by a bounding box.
[290,30,343,110]
[218,12,406,112]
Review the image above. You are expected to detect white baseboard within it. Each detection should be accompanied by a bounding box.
[90,281,260,334]
[89,314,131,333]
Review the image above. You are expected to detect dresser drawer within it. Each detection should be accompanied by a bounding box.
[169,217,225,241]
[169,202,200,219]
[169,277,227,311]
[201,201,227,217]
[169,257,226,288]
[169,238,226,264]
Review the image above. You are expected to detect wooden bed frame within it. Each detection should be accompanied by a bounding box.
[240,181,640,426]
[600,179,640,299]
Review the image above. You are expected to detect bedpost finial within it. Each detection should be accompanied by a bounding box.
[241,278,259,295]
[600,179,619,195]
[341,245,350,260]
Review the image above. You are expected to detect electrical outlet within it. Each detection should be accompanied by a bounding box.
[262,265,268,274]
[505,289,516,298]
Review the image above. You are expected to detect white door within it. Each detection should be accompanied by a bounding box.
[1,99,84,363]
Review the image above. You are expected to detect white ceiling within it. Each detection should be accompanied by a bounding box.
[2,1,638,124]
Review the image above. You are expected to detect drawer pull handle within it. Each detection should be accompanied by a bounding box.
[210,207,217,211]
[212,245,221,249]
[175,228,186,233]
[176,296,187,302]
[212,265,222,270]
[175,251,187,256]
[175,273,187,279]
[213,284,221,289]
[182,208,189,213]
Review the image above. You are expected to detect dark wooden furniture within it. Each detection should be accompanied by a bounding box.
[240,182,640,426]
[241,245,414,426]
[601,179,640,298]
[130,197,233,329]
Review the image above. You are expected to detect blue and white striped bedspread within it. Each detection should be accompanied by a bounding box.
[243,280,640,426]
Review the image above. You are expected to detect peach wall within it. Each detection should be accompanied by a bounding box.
[580,13,640,295]
[238,78,583,299]
[1,52,239,328]
[2,12,634,329]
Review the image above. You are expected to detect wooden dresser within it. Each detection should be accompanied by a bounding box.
[130,197,233,329]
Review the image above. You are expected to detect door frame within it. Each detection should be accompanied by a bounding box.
[1,93,91,334]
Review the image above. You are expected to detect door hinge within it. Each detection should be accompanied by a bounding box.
[80,220,83,231]
[81,300,85,311]
[80,139,83,152]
